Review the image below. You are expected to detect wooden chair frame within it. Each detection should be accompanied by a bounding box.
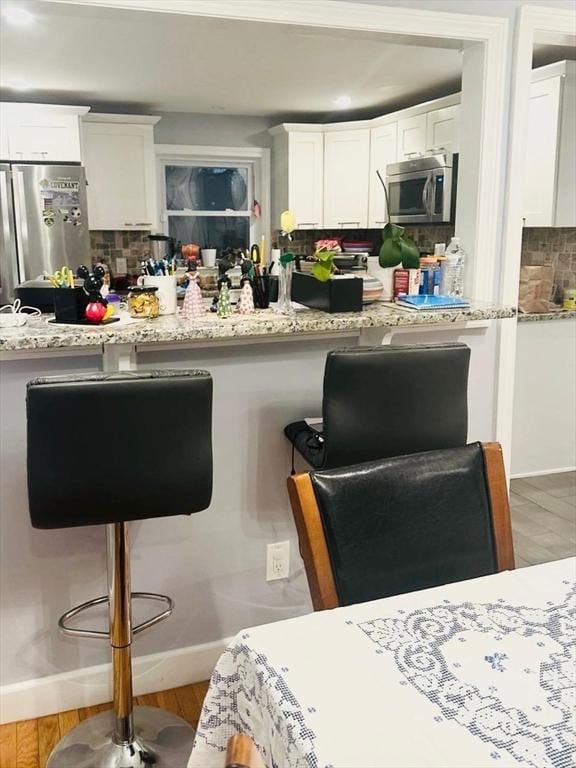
[287,442,515,611]
[226,733,263,768]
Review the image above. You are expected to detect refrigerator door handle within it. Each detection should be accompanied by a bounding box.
[0,168,19,303]
[12,170,29,283]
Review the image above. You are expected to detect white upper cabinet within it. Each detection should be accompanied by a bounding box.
[368,122,398,228]
[82,115,160,230]
[324,128,370,228]
[426,104,460,153]
[523,77,561,227]
[270,126,324,229]
[1,103,88,162]
[397,114,427,160]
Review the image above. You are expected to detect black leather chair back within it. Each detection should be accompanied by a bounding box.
[27,371,213,529]
[310,442,497,606]
[322,343,470,468]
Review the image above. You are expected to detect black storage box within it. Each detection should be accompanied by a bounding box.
[292,271,363,313]
[14,284,57,314]
[53,287,89,323]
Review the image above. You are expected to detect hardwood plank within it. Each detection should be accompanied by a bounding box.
[135,692,159,708]
[531,531,576,560]
[37,716,59,768]
[174,685,202,727]
[156,689,182,718]
[510,492,529,508]
[513,530,562,566]
[15,720,38,768]
[0,723,17,768]
[57,710,79,740]
[84,703,110,720]
[192,680,210,708]
[522,471,575,493]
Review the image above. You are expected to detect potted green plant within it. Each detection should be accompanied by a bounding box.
[364,171,420,300]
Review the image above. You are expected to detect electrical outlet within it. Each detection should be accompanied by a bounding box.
[115,257,128,275]
[266,541,290,581]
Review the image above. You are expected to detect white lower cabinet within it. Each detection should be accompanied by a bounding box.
[81,116,160,230]
[323,128,370,229]
[368,123,397,228]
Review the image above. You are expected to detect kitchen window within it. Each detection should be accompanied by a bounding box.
[160,159,254,251]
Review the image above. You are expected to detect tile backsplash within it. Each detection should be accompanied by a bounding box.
[521,228,576,290]
[279,225,455,258]
[90,230,151,275]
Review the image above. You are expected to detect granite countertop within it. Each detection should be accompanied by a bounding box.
[0,301,515,352]
[517,309,576,323]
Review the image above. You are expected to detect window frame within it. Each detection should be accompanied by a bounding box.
[156,145,271,251]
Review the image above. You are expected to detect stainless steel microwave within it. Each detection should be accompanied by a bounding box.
[386,153,457,224]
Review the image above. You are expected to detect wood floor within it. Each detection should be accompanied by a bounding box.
[511,470,576,567]
[0,681,209,768]
[1,472,574,768]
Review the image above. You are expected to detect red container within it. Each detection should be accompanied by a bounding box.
[393,269,410,298]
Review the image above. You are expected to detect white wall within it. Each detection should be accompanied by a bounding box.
[154,111,274,147]
[511,319,576,477]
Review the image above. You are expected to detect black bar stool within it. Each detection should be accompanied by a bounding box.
[285,343,470,470]
[26,370,213,768]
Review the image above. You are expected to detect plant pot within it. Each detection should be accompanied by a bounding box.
[292,272,363,313]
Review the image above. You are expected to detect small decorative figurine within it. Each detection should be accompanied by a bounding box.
[78,265,108,323]
[217,281,232,318]
[182,269,205,319]
[237,278,255,314]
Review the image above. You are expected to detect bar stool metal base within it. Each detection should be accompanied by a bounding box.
[46,706,196,768]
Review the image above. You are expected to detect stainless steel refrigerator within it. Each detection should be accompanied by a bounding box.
[0,163,90,304]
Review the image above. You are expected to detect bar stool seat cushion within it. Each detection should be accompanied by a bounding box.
[27,370,212,529]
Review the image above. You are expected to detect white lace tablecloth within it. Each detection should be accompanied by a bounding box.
[189,558,576,768]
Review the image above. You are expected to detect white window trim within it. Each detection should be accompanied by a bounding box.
[155,144,271,250]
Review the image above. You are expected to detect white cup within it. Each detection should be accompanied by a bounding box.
[202,249,217,267]
[138,275,177,315]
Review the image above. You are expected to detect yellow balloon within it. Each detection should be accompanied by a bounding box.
[280,210,296,234]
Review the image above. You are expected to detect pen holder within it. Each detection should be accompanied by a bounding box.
[253,276,278,309]
[53,287,89,323]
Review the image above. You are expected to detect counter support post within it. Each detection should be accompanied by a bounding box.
[102,343,137,373]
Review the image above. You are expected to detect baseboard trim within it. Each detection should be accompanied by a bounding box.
[0,636,230,725]
[510,466,576,479]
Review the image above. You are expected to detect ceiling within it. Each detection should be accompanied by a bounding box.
[0,0,464,120]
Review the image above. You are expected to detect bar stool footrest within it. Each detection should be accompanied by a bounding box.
[58,592,174,639]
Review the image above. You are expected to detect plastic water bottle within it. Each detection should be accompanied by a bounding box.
[440,237,466,296]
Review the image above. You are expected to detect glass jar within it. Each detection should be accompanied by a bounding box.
[127,285,160,319]
[276,260,295,316]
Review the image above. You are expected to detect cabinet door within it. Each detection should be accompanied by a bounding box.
[324,129,370,228]
[368,123,398,228]
[426,104,460,153]
[397,114,427,160]
[523,77,561,227]
[6,106,82,162]
[289,131,324,229]
[82,122,157,230]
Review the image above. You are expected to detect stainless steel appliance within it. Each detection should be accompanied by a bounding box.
[147,233,173,261]
[386,153,457,224]
[0,164,90,303]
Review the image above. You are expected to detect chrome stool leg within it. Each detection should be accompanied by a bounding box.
[47,523,196,768]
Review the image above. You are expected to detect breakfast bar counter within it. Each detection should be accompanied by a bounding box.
[0,301,515,354]
[0,300,516,719]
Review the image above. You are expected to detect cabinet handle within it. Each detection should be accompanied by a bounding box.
[338,221,360,226]
[134,222,152,226]
[373,220,386,224]
[31,152,48,157]
[429,146,446,153]
[123,223,134,226]
[298,222,318,227]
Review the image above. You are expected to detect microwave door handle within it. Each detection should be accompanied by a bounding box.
[422,173,432,215]
[427,173,437,217]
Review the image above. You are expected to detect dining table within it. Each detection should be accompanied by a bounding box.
[189,557,575,768]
